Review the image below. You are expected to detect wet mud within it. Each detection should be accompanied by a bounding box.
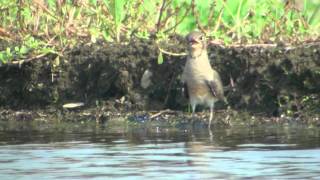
[0,37,319,125]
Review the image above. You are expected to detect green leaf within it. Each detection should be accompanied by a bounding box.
[90,0,98,6]
[157,51,164,65]
[104,0,126,41]
[6,47,11,56]
[39,47,56,54]
[102,30,112,41]
[0,53,5,63]
[19,46,29,54]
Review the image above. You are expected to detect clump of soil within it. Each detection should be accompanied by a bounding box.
[0,37,319,123]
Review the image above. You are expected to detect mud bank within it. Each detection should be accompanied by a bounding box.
[0,38,320,123]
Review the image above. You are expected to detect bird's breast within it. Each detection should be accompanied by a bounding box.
[188,82,211,97]
[184,63,214,82]
[187,82,216,106]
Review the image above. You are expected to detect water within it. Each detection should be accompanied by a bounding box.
[0,121,320,179]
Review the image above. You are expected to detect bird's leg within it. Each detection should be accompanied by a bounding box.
[191,103,196,122]
[192,104,196,118]
[208,126,213,141]
[209,103,214,127]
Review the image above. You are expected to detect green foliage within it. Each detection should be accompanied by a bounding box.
[0,46,27,63]
[0,48,13,63]
[0,35,57,63]
[104,0,126,42]
[0,0,319,63]
[157,51,164,65]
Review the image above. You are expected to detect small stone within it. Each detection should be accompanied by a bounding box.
[141,69,153,89]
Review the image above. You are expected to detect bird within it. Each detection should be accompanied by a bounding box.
[181,31,224,126]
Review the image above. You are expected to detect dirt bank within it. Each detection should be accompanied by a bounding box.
[0,37,320,123]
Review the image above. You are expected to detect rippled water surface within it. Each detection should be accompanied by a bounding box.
[0,121,320,179]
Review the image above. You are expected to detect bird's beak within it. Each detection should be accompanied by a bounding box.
[189,38,201,45]
[189,39,201,51]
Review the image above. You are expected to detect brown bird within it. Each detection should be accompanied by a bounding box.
[181,31,224,126]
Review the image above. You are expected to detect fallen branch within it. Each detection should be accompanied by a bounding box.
[158,46,187,56]
[150,109,174,119]
[9,53,49,65]
[4,52,61,67]
[210,40,320,49]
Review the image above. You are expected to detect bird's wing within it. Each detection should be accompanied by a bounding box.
[205,71,224,100]
[181,66,189,99]
[183,83,189,99]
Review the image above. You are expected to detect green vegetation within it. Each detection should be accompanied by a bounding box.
[0,0,320,63]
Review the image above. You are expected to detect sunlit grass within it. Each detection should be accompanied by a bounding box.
[0,0,319,63]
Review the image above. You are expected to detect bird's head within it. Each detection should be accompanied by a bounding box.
[186,31,207,57]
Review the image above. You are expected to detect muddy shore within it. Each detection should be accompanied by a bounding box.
[0,38,320,125]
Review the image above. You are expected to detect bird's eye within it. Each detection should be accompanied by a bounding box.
[199,36,204,41]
